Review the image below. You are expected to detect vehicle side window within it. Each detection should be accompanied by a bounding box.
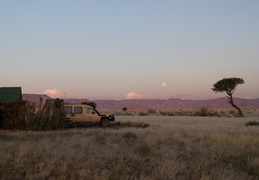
[65,106,72,114]
[74,107,83,114]
[87,108,95,114]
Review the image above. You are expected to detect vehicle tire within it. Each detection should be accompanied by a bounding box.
[64,119,73,128]
[101,118,110,127]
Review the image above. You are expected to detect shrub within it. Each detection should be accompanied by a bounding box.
[167,112,175,116]
[135,122,149,128]
[194,106,210,116]
[194,106,220,117]
[148,109,156,114]
[49,109,66,130]
[139,112,148,116]
[200,106,210,116]
[26,112,48,131]
[245,121,259,126]
[159,111,175,116]
[26,99,66,131]
[114,112,123,115]
[229,110,236,115]
[26,110,66,131]
[123,112,135,116]
[159,111,167,115]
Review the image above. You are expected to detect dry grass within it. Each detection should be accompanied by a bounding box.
[110,108,259,117]
[0,115,259,179]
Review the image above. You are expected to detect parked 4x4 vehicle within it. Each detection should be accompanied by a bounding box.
[64,103,115,127]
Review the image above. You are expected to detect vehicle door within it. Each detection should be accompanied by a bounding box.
[71,106,85,122]
[84,107,100,122]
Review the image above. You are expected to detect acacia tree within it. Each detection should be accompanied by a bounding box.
[212,77,244,116]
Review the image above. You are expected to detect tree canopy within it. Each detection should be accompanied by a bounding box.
[122,107,127,112]
[212,78,244,96]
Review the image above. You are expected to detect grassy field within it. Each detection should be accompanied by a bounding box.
[0,115,259,180]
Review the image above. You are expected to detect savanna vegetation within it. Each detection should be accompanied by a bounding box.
[112,107,258,117]
[1,115,259,179]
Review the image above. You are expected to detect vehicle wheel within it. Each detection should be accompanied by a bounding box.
[64,120,73,128]
[101,118,110,127]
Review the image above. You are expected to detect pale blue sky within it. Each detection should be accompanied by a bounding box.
[1,0,258,100]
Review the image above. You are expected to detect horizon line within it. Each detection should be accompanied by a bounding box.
[22,94,258,101]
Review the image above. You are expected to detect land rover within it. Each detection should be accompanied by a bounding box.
[64,103,115,127]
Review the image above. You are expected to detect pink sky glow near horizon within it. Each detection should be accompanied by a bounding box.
[25,87,256,101]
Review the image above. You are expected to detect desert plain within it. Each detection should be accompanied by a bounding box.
[0,112,259,180]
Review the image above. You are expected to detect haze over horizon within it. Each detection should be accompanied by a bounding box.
[1,1,259,100]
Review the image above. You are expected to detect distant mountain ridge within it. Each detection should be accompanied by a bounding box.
[22,94,259,110]
[93,98,259,111]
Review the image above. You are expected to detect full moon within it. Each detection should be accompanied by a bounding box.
[162,82,167,87]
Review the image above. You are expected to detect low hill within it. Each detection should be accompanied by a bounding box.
[94,98,259,111]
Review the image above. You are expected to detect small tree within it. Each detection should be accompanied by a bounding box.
[122,107,127,112]
[212,77,244,116]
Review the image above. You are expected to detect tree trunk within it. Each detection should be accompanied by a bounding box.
[228,95,243,117]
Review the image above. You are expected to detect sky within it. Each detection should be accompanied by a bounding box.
[1,0,259,100]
